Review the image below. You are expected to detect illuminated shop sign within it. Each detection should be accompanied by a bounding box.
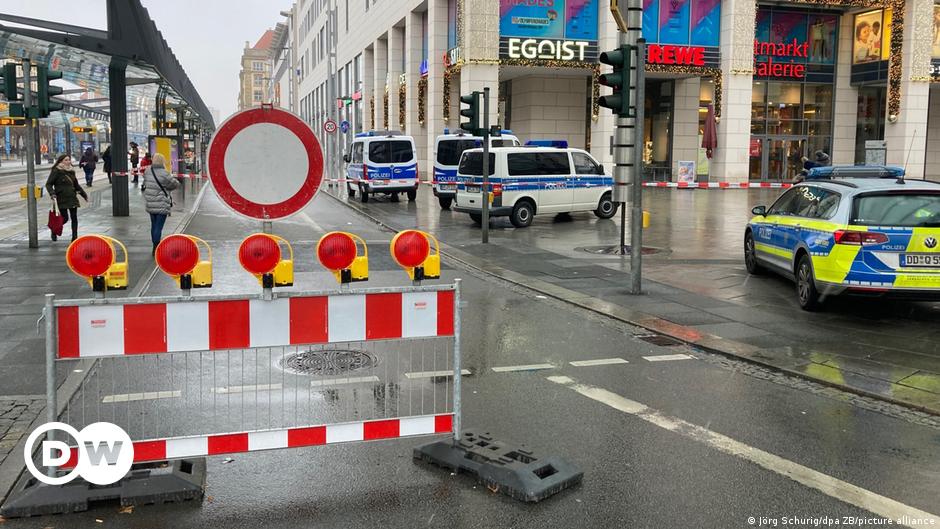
[646,44,706,66]
[501,37,597,61]
[753,39,808,78]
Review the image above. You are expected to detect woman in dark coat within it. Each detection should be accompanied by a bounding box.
[102,146,112,183]
[44,154,88,241]
[79,147,98,186]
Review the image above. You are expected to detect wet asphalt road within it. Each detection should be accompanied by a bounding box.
[6,189,940,528]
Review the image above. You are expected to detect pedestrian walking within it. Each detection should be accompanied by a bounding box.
[102,146,112,183]
[44,153,88,242]
[129,142,140,184]
[79,147,98,186]
[139,152,153,177]
[814,150,830,166]
[141,153,179,256]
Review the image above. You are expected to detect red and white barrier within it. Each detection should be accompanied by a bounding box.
[110,170,208,179]
[643,181,792,189]
[63,413,454,466]
[56,290,456,359]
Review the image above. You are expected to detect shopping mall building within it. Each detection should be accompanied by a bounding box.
[283,0,940,181]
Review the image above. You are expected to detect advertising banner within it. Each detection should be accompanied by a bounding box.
[499,0,598,41]
[643,0,720,47]
[852,10,887,64]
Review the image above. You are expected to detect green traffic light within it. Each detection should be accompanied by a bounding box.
[597,45,632,117]
[459,91,481,135]
[37,65,64,118]
[1,63,18,102]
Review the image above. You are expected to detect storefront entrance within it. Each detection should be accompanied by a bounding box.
[749,136,806,181]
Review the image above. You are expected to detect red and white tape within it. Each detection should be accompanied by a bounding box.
[643,181,792,189]
[111,170,208,179]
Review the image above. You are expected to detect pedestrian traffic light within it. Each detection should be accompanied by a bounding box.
[37,65,64,118]
[1,63,18,101]
[598,45,632,117]
[459,91,481,135]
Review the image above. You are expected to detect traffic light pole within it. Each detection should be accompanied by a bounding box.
[481,87,490,244]
[630,39,646,295]
[23,60,38,249]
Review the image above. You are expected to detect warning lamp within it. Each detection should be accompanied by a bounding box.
[65,235,129,293]
[316,231,369,284]
[389,230,441,282]
[155,234,213,291]
[238,233,294,289]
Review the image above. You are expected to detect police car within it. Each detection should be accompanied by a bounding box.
[453,142,615,228]
[433,129,520,209]
[343,131,418,203]
[745,166,940,310]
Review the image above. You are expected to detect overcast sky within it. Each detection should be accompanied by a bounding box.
[4,0,292,121]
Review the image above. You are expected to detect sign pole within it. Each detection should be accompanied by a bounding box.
[23,60,38,249]
[481,88,490,245]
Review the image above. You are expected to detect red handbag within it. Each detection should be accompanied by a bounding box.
[47,203,64,237]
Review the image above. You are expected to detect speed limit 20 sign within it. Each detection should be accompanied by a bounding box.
[323,119,337,134]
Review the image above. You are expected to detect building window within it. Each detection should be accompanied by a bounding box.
[252,61,264,72]
[253,75,262,86]
[253,90,263,101]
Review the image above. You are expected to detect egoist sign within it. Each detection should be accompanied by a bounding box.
[505,37,591,61]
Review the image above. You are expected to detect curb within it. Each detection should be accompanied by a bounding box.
[0,183,210,504]
[324,188,940,418]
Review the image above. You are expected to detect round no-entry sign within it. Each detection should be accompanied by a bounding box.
[207,107,323,220]
[323,119,337,134]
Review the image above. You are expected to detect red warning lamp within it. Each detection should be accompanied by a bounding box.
[390,230,440,282]
[66,235,114,279]
[391,230,430,268]
[239,234,282,276]
[238,233,294,289]
[155,235,199,277]
[317,232,357,270]
[316,232,369,284]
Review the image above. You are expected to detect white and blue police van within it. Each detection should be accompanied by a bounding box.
[343,131,418,203]
[453,141,616,228]
[433,129,520,209]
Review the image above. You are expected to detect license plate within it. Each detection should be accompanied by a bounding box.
[903,254,940,267]
[465,185,480,193]
[440,184,457,191]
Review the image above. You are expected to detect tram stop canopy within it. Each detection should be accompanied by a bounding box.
[0,0,215,216]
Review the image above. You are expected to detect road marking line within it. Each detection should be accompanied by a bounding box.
[102,390,180,403]
[491,363,556,373]
[570,358,629,367]
[547,375,939,527]
[643,354,694,362]
[310,375,381,387]
[211,383,283,394]
[405,369,472,379]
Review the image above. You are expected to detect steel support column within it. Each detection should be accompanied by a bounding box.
[109,59,129,216]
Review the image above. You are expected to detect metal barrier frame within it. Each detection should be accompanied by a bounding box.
[42,280,462,469]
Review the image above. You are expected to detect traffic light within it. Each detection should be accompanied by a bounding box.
[37,65,64,117]
[598,45,632,117]
[459,91,481,135]
[1,63,18,101]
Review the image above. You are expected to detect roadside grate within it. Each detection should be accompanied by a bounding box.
[278,349,378,376]
[635,334,684,347]
[576,245,664,255]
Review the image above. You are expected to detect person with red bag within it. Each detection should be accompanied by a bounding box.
[44,154,88,242]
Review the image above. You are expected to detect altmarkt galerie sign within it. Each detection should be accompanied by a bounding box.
[753,38,810,78]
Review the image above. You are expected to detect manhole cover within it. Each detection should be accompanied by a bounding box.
[279,349,378,376]
[576,245,664,256]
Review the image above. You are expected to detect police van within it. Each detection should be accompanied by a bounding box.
[433,129,520,209]
[343,131,418,203]
[453,144,616,228]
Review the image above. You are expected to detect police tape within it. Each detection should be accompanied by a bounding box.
[643,182,793,189]
[324,178,440,185]
[110,170,208,179]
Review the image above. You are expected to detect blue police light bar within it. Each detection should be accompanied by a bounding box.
[807,165,905,180]
[443,128,449,134]
[525,140,568,148]
[501,129,513,135]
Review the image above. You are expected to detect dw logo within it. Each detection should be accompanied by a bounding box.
[24,422,134,486]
